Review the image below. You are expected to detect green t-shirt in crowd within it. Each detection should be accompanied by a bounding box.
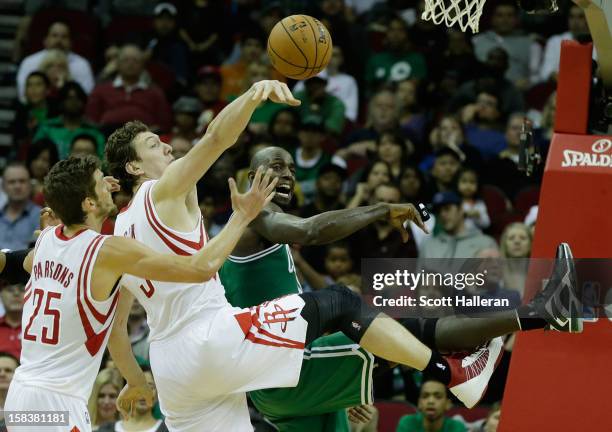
[396,413,467,432]
[33,116,106,159]
[227,95,284,127]
[294,90,345,134]
[291,147,331,204]
[366,51,427,88]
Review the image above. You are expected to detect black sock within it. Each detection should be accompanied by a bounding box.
[516,305,548,331]
[423,352,451,385]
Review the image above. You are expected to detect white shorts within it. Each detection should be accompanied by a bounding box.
[5,379,91,432]
[150,294,308,432]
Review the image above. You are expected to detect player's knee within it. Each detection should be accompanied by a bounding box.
[326,284,362,311]
[324,284,376,343]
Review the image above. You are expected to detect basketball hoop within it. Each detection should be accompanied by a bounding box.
[421,0,488,33]
[421,0,559,33]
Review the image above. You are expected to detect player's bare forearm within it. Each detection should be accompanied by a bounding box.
[153,89,260,202]
[108,290,147,387]
[254,203,389,246]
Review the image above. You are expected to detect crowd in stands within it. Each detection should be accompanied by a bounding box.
[0,0,591,430]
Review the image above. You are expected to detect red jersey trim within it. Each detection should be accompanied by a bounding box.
[144,185,205,250]
[54,225,88,241]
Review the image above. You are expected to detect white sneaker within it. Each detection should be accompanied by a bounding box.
[445,337,504,408]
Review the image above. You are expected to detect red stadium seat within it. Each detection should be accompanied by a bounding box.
[146,61,176,95]
[481,184,511,221]
[374,401,416,432]
[514,185,540,219]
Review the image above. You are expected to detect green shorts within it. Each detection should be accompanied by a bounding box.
[249,332,375,431]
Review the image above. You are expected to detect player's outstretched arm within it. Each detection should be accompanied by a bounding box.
[153,80,299,202]
[251,202,428,246]
[108,289,154,418]
[101,167,277,283]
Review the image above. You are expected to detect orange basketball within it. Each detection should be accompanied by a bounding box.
[267,15,333,80]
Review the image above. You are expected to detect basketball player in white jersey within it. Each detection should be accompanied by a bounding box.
[106,80,502,432]
[5,155,277,432]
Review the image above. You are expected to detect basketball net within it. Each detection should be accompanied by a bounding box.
[421,0,487,33]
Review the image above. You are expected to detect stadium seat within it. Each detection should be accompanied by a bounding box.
[481,184,511,221]
[374,401,416,432]
[514,185,541,219]
[104,16,153,47]
[146,61,176,95]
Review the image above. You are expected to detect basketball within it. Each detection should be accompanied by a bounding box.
[267,15,333,80]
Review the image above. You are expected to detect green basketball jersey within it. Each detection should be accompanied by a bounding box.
[220,243,302,308]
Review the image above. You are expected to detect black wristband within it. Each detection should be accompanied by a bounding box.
[2,249,31,285]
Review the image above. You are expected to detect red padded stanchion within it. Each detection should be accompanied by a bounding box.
[554,41,593,134]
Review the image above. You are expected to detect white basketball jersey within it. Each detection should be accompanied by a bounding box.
[114,180,229,342]
[14,225,119,402]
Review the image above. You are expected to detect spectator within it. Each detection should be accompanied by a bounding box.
[470,248,522,310]
[482,402,501,432]
[429,29,480,86]
[179,0,225,67]
[539,5,592,83]
[293,117,336,204]
[168,96,203,144]
[294,76,346,135]
[26,139,59,204]
[220,27,283,100]
[16,21,94,102]
[0,352,18,423]
[98,365,168,432]
[500,222,532,297]
[0,163,41,250]
[396,79,427,146]
[293,242,357,290]
[170,136,193,159]
[268,108,301,150]
[419,191,497,259]
[97,45,120,83]
[346,160,391,209]
[70,133,99,158]
[33,82,106,159]
[349,183,418,272]
[399,164,425,203]
[424,147,462,199]
[396,378,466,432]
[293,46,359,122]
[129,300,150,363]
[449,48,525,116]
[485,113,533,199]
[461,90,507,160]
[340,89,399,160]
[88,369,123,431]
[194,66,227,133]
[198,193,224,238]
[365,16,427,91]
[86,45,172,133]
[38,49,70,96]
[456,167,490,230]
[0,284,24,359]
[13,72,56,149]
[376,131,413,182]
[422,115,483,174]
[146,2,190,84]
[472,1,542,89]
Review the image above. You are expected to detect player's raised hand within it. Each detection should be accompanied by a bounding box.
[228,167,278,222]
[387,203,429,243]
[116,382,154,420]
[251,80,301,106]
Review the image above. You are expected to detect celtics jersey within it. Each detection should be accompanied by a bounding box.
[220,243,302,308]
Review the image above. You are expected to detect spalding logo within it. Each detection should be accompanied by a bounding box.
[561,139,612,167]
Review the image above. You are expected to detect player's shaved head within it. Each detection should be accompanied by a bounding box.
[249,146,292,171]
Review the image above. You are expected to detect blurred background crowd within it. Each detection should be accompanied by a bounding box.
[0,0,591,430]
